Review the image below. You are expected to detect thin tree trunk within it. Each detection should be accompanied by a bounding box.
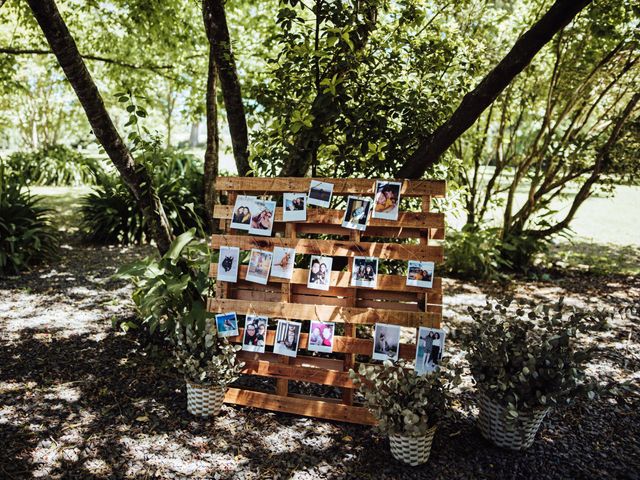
[204,45,220,234]
[397,0,592,179]
[528,92,639,238]
[202,0,251,177]
[26,0,174,254]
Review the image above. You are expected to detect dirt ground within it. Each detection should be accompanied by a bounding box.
[1,237,639,479]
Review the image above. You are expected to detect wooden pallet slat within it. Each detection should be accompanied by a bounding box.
[208,297,441,328]
[211,177,445,425]
[211,235,444,262]
[215,177,446,197]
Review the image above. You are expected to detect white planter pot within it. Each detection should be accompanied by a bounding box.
[388,425,437,466]
[477,393,550,450]
[186,381,226,417]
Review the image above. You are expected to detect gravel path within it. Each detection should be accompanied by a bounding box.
[1,238,639,479]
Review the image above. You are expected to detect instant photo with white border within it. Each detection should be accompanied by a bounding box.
[215,312,239,337]
[307,321,335,354]
[242,315,268,353]
[307,180,334,208]
[406,260,435,288]
[230,195,256,231]
[271,247,296,279]
[273,319,302,358]
[342,195,373,231]
[372,323,401,361]
[415,327,446,375]
[245,249,273,285]
[248,199,276,237]
[307,255,333,291]
[350,256,378,288]
[372,180,402,221]
[283,193,307,222]
[217,246,240,283]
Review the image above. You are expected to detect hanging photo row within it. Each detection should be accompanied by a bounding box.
[216,179,441,374]
[215,309,444,375]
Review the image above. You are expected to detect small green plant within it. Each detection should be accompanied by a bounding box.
[445,225,509,279]
[349,360,456,436]
[462,298,623,421]
[6,145,102,186]
[116,229,213,341]
[173,319,244,386]
[0,166,58,274]
[81,148,205,244]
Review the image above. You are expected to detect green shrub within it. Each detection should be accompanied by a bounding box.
[462,298,626,420]
[445,225,509,279]
[500,233,549,274]
[0,170,58,274]
[6,145,102,186]
[80,149,205,245]
[116,229,214,342]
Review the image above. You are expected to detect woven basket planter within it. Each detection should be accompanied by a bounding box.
[186,381,226,417]
[477,393,550,450]
[388,425,437,466]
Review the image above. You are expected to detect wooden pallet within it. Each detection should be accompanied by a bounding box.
[208,177,445,425]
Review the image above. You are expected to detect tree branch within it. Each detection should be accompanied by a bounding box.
[396,0,593,179]
[25,0,174,254]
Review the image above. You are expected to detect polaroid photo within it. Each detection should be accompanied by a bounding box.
[372,180,402,221]
[307,255,333,291]
[249,199,276,237]
[215,312,239,338]
[273,319,302,358]
[307,180,334,208]
[283,193,307,222]
[217,246,240,283]
[342,195,373,231]
[271,247,296,279]
[351,256,378,288]
[406,260,435,289]
[230,195,256,231]
[372,323,401,362]
[415,327,446,375]
[242,315,268,353]
[307,321,335,354]
[246,249,273,285]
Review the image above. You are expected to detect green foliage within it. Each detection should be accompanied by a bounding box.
[0,170,58,274]
[445,226,509,279]
[116,229,213,341]
[6,145,102,186]
[80,148,205,244]
[500,234,549,274]
[349,360,457,436]
[462,298,626,420]
[249,0,483,176]
[173,320,244,386]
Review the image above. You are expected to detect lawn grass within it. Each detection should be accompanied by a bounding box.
[31,186,92,236]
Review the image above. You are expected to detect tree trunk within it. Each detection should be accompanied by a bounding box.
[26,0,174,254]
[397,0,593,179]
[204,45,220,234]
[202,0,251,177]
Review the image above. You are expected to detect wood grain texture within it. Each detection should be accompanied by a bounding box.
[211,235,443,262]
[215,177,446,197]
[210,264,443,294]
[214,205,444,229]
[208,298,441,327]
[224,388,377,424]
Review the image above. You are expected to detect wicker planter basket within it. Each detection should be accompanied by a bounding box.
[477,393,550,450]
[388,425,437,466]
[186,381,226,417]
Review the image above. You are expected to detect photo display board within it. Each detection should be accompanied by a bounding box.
[208,177,446,425]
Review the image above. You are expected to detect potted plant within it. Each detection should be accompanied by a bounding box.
[462,298,610,450]
[349,360,455,466]
[173,320,244,417]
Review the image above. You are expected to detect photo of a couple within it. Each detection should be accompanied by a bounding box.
[415,327,445,375]
[307,255,332,291]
